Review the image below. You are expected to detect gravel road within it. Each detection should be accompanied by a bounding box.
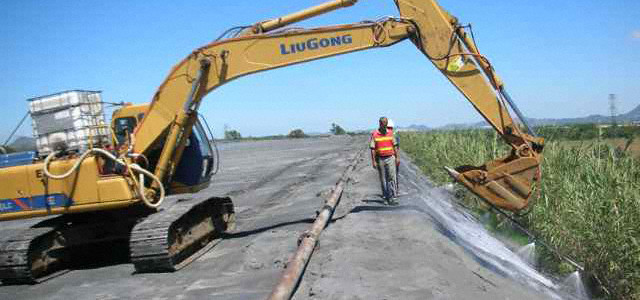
[0,136,558,299]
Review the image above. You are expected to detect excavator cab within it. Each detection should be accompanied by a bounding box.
[111,103,147,148]
[113,117,136,146]
[111,103,216,194]
[171,117,216,193]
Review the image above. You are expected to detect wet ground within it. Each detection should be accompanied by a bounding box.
[0,136,557,299]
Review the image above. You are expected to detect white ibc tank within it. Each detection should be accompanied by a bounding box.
[28,90,109,156]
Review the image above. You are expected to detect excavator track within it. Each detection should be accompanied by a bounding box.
[130,196,235,273]
[0,209,147,284]
[0,226,68,283]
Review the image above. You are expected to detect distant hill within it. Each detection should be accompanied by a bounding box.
[399,124,431,131]
[524,103,640,127]
[402,103,640,130]
[622,104,640,121]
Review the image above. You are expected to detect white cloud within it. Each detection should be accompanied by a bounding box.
[632,30,640,40]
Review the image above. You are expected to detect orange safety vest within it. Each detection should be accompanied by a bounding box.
[371,129,395,157]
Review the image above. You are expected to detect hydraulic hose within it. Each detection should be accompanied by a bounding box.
[43,148,165,208]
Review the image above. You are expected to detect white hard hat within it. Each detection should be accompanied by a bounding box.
[386,118,395,128]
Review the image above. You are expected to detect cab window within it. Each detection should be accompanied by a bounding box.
[114,117,137,145]
[194,121,212,157]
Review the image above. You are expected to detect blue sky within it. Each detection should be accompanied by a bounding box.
[1,0,638,140]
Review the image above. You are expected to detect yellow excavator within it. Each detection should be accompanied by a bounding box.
[0,0,543,282]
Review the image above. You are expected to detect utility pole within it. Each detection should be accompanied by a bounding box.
[609,93,617,127]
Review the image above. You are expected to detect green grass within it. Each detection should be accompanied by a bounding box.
[400,129,640,299]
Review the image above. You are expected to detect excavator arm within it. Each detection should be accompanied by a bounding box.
[134,0,543,212]
[395,0,544,211]
[134,18,414,190]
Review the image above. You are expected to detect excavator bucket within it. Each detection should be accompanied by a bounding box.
[394,0,544,212]
[444,152,541,212]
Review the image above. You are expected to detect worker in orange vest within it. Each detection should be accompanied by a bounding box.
[369,117,399,204]
[386,118,400,193]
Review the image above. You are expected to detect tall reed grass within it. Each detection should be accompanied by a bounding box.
[400,130,640,299]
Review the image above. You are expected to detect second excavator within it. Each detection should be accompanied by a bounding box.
[0,0,543,282]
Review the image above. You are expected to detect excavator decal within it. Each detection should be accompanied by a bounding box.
[280,35,354,55]
[0,194,72,213]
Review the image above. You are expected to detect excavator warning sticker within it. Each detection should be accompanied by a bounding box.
[446,56,465,72]
[0,194,73,213]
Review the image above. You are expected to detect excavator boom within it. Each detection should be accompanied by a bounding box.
[135,0,543,212]
[134,18,415,191]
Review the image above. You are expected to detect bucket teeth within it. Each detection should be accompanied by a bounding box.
[443,155,540,212]
[444,166,460,179]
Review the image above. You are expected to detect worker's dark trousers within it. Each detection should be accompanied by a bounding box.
[376,155,397,199]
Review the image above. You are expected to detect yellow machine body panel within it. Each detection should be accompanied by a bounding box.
[0,157,136,221]
[112,104,149,121]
